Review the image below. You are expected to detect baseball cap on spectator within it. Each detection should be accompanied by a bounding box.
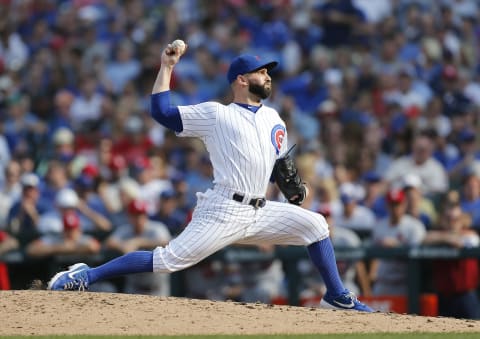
[402,173,422,189]
[317,99,337,115]
[127,199,148,215]
[317,205,332,218]
[459,128,476,143]
[20,173,39,188]
[62,210,80,230]
[363,171,382,183]
[75,174,95,190]
[227,54,278,84]
[81,163,99,178]
[109,154,127,172]
[339,182,362,204]
[462,162,480,180]
[125,116,143,133]
[405,105,421,118]
[386,188,405,204]
[56,188,79,208]
[160,189,177,199]
[442,65,458,80]
[170,171,186,184]
[53,127,75,145]
[131,156,152,177]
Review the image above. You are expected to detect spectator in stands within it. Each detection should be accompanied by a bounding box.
[69,74,104,131]
[103,39,141,95]
[0,110,12,185]
[371,188,426,296]
[332,182,376,238]
[46,90,75,137]
[314,0,367,48]
[0,160,22,228]
[0,16,28,72]
[37,187,111,234]
[51,127,76,163]
[384,132,449,196]
[3,94,46,157]
[184,151,214,208]
[459,164,480,231]
[359,171,388,220]
[112,115,155,163]
[0,230,19,290]
[298,205,371,302]
[131,155,172,216]
[107,176,140,227]
[72,171,112,232]
[215,244,286,304]
[151,189,188,236]
[423,191,480,319]
[37,160,72,210]
[104,199,171,296]
[401,173,437,229]
[26,209,100,258]
[449,128,480,186]
[6,173,46,246]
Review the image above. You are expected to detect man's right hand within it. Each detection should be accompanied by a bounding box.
[161,42,187,68]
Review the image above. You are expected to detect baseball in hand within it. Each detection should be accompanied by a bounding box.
[171,39,186,54]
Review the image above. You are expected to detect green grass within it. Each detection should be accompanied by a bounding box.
[1,334,480,339]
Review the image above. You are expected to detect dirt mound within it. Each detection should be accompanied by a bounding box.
[0,291,478,335]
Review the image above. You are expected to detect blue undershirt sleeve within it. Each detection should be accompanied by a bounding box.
[150,91,183,132]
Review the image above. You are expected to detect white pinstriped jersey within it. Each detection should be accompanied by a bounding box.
[153,100,329,274]
[177,102,288,197]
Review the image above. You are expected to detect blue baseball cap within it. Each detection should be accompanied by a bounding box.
[227,54,278,84]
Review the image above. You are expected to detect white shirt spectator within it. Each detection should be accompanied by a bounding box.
[69,92,104,129]
[0,32,28,71]
[333,205,376,232]
[385,134,449,195]
[385,156,448,195]
[372,214,426,295]
[109,219,171,296]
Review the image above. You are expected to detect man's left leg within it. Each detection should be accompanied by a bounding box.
[241,201,373,312]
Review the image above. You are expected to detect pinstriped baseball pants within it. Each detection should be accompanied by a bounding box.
[153,188,329,273]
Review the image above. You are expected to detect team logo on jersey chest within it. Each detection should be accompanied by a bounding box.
[271,124,285,155]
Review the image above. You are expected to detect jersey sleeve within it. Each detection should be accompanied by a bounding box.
[176,101,218,138]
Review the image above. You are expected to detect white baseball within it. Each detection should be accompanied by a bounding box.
[171,39,186,54]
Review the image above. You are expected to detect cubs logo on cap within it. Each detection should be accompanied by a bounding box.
[227,54,278,84]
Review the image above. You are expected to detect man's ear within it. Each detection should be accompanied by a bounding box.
[237,74,249,86]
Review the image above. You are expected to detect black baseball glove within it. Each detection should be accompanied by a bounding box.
[272,152,306,205]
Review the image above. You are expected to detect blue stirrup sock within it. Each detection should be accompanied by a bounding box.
[307,238,345,297]
[87,251,154,284]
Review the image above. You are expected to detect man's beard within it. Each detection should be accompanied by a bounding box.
[248,82,271,99]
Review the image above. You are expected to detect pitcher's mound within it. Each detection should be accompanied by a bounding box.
[0,290,478,335]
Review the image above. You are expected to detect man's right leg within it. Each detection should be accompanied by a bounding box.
[48,192,252,291]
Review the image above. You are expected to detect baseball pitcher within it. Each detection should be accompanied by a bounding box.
[47,40,373,312]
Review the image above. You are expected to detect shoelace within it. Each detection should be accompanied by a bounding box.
[344,291,362,304]
[63,279,87,291]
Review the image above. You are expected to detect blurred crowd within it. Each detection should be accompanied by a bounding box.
[0,0,480,318]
